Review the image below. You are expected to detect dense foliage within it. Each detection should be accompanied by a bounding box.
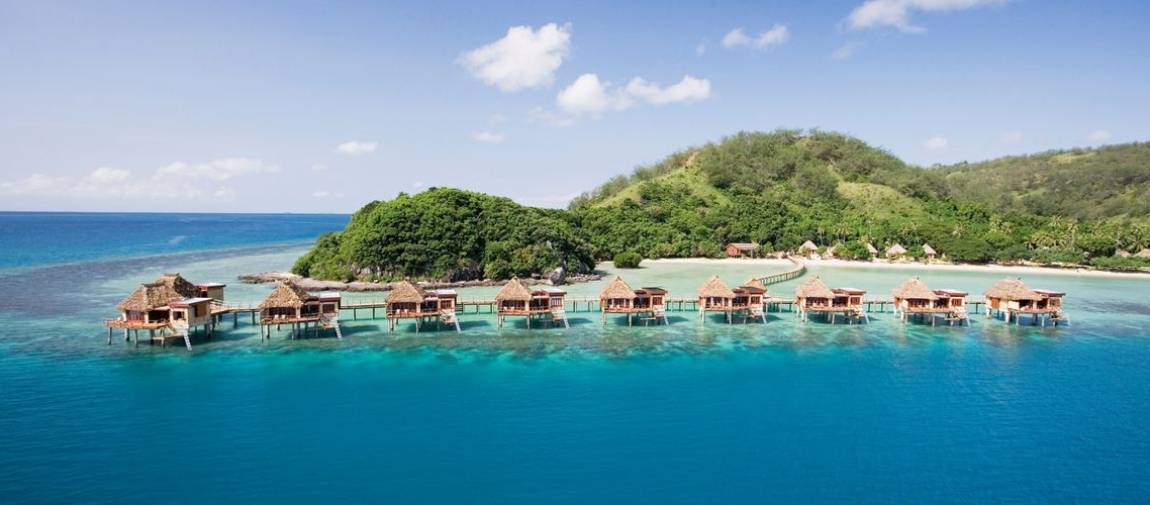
[613,251,643,269]
[296,131,1150,280]
[292,188,595,281]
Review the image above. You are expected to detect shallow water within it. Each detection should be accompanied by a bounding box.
[3,214,1150,503]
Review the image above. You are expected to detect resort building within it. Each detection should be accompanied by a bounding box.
[494,277,567,329]
[726,242,759,258]
[886,243,907,260]
[799,240,819,258]
[922,244,938,262]
[385,281,458,332]
[104,273,219,349]
[259,281,342,338]
[696,275,767,324]
[793,276,868,324]
[983,277,1067,326]
[891,277,968,326]
[599,276,668,325]
[866,243,879,259]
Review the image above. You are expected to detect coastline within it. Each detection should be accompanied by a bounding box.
[645,257,1150,280]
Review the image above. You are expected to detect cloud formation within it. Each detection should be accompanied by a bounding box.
[458,23,572,92]
[1,159,280,201]
[832,41,865,60]
[1087,130,1112,143]
[156,158,281,180]
[922,136,949,150]
[847,0,1006,32]
[555,74,711,118]
[722,25,790,50]
[335,141,378,155]
[474,131,506,143]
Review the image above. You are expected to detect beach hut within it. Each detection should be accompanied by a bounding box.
[983,277,1067,326]
[891,277,967,326]
[698,275,737,324]
[259,281,341,339]
[866,243,879,258]
[922,244,937,262]
[1136,248,1150,259]
[799,240,819,259]
[1116,250,1132,258]
[726,242,759,258]
[599,276,667,325]
[495,278,566,329]
[386,281,457,332]
[794,277,868,324]
[886,243,907,260]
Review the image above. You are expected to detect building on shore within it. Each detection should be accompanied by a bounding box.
[259,281,342,339]
[385,281,457,332]
[983,277,1067,326]
[599,276,668,326]
[726,242,759,258]
[494,277,567,329]
[794,276,868,324]
[886,243,907,260]
[922,244,938,262]
[891,277,968,326]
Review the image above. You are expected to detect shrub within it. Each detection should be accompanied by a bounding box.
[613,251,643,269]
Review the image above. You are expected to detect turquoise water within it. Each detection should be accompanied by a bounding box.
[3,214,1150,503]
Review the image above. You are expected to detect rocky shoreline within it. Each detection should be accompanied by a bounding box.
[237,270,605,292]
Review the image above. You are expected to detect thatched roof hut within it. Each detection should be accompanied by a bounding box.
[600,276,637,300]
[799,240,818,253]
[794,276,835,299]
[866,243,878,255]
[259,281,313,309]
[156,273,200,299]
[743,277,767,292]
[1116,250,1132,258]
[892,277,939,300]
[983,277,1041,301]
[495,277,533,302]
[886,243,907,257]
[922,244,937,256]
[386,280,427,304]
[1136,248,1150,259]
[698,275,736,299]
[117,282,184,312]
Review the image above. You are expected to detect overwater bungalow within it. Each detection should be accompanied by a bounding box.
[736,277,768,323]
[495,277,567,329]
[599,276,668,325]
[104,273,218,349]
[698,275,736,323]
[385,281,458,332]
[794,276,868,324]
[983,277,1067,326]
[891,277,968,326]
[259,281,342,339]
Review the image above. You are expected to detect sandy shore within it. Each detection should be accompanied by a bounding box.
[644,257,1150,280]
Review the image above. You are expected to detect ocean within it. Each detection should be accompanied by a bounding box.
[2,212,1150,503]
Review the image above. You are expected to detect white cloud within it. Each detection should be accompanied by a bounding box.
[923,136,949,150]
[528,106,576,127]
[1087,130,1112,143]
[847,0,1006,32]
[625,76,711,105]
[457,23,572,92]
[335,140,378,155]
[832,41,865,59]
[313,190,331,198]
[412,181,424,188]
[474,131,506,143]
[156,158,281,181]
[997,131,1024,144]
[557,74,633,116]
[89,166,130,183]
[213,187,236,200]
[722,25,790,50]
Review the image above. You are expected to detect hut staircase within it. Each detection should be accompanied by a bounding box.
[551,308,570,329]
[320,314,342,339]
[441,309,461,333]
[750,305,766,324]
[653,305,669,325]
[169,320,192,350]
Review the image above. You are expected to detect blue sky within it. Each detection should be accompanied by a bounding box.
[2,0,1148,213]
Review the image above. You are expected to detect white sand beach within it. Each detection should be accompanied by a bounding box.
[644,257,1150,280]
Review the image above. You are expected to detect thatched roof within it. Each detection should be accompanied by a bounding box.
[728,242,759,251]
[156,273,200,298]
[117,282,184,312]
[887,243,907,256]
[922,244,937,255]
[495,277,533,302]
[866,243,878,254]
[1116,250,1131,258]
[799,240,818,252]
[983,277,1041,301]
[259,281,313,309]
[1136,248,1150,259]
[386,280,426,303]
[794,276,835,299]
[892,277,939,300]
[743,277,767,291]
[600,276,637,299]
[698,275,736,298]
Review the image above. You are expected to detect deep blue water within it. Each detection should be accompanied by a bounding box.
[2,213,1150,503]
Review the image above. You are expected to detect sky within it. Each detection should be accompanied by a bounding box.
[2,0,1148,213]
